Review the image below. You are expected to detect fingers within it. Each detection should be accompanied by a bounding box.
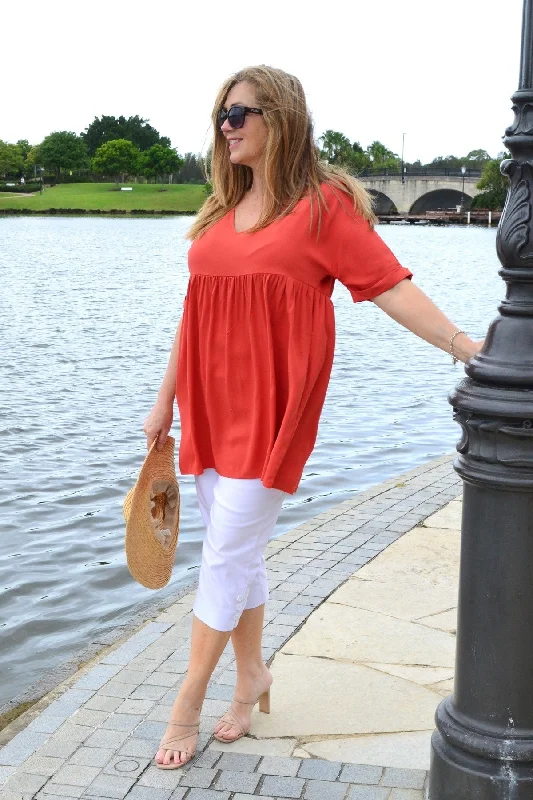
[144,428,170,451]
[155,429,170,451]
[143,405,172,451]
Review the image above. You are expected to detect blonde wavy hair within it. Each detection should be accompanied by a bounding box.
[186,65,376,240]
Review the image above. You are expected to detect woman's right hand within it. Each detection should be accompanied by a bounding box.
[143,398,173,451]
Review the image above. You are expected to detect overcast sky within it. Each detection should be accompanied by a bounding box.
[2,0,525,164]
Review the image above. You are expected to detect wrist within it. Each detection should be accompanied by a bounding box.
[157,388,175,406]
[452,334,479,364]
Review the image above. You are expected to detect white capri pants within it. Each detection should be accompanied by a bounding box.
[193,469,286,631]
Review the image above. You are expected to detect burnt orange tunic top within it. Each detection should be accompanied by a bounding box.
[176,182,412,494]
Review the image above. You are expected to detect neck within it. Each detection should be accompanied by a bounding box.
[248,168,264,199]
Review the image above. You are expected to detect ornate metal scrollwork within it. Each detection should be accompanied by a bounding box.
[452,409,469,454]
[453,410,533,470]
[505,101,533,136]
[497,160,533,265]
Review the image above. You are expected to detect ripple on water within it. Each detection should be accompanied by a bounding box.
[0,217,502,706]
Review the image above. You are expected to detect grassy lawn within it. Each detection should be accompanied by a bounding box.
[0,183,206,212]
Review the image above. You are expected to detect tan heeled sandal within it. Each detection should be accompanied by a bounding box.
[213,688,270,743]
[155,720,200,769]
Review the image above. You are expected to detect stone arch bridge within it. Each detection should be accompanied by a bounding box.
[358,175,481,215]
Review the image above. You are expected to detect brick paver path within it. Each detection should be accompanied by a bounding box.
[1,455,460,799]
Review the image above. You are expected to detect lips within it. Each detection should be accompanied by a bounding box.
[228,138,242,149]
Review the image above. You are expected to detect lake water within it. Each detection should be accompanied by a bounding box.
[0,216,502,708]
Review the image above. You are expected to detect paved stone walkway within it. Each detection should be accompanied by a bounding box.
[0,455,461,799]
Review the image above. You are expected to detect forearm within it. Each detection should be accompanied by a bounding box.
[372,279,478,363]
[158,317,182,404]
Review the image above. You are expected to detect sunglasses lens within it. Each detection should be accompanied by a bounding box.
[228,107,245,129]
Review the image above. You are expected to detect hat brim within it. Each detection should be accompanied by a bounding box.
[124,436,180,589]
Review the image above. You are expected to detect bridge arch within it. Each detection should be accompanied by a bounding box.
[368,190,397,215]
[409,189,473,215]
[358,176,480,214]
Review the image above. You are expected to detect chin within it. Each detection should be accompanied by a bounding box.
[230,154,248,166]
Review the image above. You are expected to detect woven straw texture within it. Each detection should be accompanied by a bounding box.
[123,436,180,589]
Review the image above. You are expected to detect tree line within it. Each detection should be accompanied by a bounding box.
[0,116,206,186]
[0,118,509,208]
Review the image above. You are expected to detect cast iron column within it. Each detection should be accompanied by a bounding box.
[429,1,533,796]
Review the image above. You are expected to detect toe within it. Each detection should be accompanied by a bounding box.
[219,724,238,740]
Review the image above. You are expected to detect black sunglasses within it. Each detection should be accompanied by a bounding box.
[217,105,264,129]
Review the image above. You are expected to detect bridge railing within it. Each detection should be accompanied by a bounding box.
[357,167,482,178]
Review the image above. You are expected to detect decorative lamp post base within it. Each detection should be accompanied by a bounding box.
[430,728,533,799]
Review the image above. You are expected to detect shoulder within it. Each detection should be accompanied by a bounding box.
[316,181,368,235]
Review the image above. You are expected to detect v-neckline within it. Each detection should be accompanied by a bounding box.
[231,199,305,235]
[232,207,260,235]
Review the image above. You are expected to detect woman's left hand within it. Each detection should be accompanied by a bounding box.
[457,337,485,364]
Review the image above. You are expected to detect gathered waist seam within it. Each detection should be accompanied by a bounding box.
[189,271,333,300]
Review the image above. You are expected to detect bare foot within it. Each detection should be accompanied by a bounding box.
[214,666,273,742]
[154,690,201,769]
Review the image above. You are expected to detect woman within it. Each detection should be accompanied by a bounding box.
[143,65,483,769]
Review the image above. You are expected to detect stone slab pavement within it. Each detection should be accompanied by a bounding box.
[0,454,462,800]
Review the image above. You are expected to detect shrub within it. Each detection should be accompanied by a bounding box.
[56,174,96,183]
[471,190,507,211]
[0,183,41,193]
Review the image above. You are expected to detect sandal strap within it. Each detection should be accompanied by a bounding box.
[218,708,248,737]
[167,721,200,727]
[159,723,199,751]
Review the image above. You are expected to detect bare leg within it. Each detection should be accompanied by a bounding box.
[214,604,272,741]
[155,615,231,767]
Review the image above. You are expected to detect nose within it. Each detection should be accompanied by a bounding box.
[221,117,234,133]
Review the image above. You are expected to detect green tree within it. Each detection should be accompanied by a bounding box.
[318,130,354,166]
[16,139,32,160]
[471,157,510,210]
[365,140,400,171]
[318,132,400,173]
[141,144,183,183]
[82,115,171,156]
[425,150,491,171]
[177,152,207,183]
[428,154,463,170]
[39,131,88,179]
[350,141,371,173]
[0,140,26,177]
[25,144,41,169]
[92,139,141,187]
[465,149,491,165]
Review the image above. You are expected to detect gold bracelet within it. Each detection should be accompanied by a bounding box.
[450,330,466,365]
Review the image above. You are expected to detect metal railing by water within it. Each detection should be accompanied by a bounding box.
[357,167,482,178]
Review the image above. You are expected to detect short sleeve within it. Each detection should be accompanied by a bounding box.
[323,185,413,302]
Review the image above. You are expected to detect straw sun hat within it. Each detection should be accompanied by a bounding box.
[123,436,180,589]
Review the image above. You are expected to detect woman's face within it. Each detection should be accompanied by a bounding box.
[220,80,268,171]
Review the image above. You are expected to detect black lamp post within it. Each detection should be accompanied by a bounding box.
[428,1,533,796]
[460,165,466,211]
